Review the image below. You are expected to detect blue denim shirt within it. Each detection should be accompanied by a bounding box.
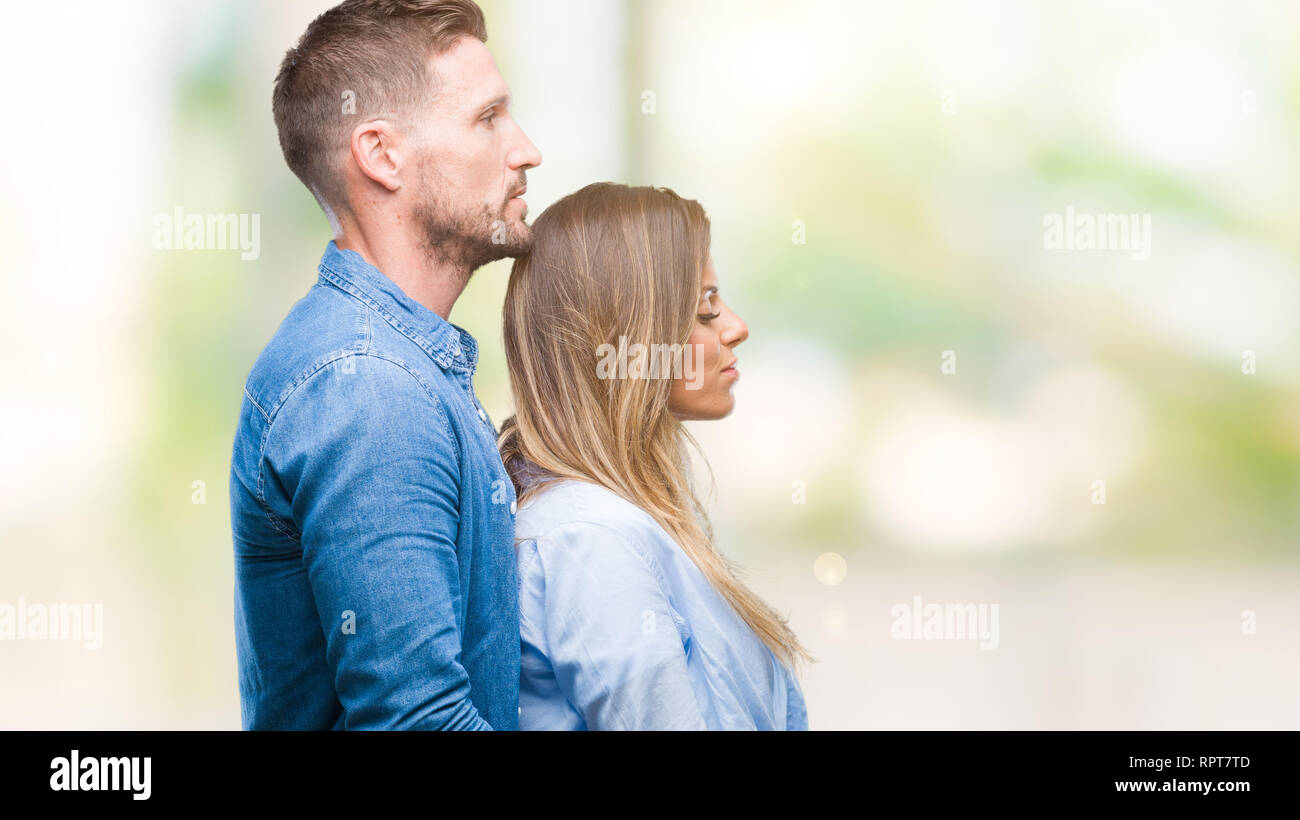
[515,479,809,730]
[230,241,519,730]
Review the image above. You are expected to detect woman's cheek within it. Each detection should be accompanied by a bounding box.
[699,327,721,368]
[685,328,708,376]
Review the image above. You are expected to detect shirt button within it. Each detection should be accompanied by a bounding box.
[453,347,461,357]
[510,500,517,515]
[477,407,486,421]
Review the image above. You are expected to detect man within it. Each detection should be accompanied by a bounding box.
[230,0,541,729]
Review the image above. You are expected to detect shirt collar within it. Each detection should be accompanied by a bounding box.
[316,240,478,372]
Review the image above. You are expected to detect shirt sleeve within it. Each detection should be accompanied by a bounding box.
[264,353,492,730]
[525,521,708,730]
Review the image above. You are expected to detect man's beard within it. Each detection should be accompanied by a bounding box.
[411,162,532,279]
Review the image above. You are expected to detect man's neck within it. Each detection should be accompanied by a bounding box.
[336,227,469,320]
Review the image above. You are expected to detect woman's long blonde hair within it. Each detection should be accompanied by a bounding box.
[498,182,813,672]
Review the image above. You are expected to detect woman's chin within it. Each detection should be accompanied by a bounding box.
[671,398,735,422]
[713,394,737,419]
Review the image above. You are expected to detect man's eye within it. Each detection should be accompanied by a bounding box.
[481,112,497,127]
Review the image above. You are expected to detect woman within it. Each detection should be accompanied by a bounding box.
[498,182,813,730]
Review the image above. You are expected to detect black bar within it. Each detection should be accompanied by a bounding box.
[2,730,1290,807]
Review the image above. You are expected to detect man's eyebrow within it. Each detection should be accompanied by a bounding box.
[474,94,510,115]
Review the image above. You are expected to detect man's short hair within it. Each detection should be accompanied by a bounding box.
[272,0,488,214]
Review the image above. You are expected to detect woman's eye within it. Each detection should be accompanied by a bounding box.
[698,311,720,322]
[700,292,716,314]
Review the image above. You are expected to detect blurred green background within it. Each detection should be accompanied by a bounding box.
[2,0,1298,728]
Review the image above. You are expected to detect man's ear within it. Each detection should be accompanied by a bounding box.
[349,120,406,193]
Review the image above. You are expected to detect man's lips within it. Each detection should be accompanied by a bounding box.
[505,186,528,219]
[507,185,528,217]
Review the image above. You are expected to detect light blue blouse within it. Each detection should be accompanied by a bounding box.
[514,479,809,730]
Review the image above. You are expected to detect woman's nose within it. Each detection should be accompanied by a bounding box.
[721,312,748,347]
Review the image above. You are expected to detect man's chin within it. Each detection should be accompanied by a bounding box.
[496,219,533,256]
[469,231,530,268]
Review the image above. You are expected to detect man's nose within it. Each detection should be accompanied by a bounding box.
[509,124,542,170]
